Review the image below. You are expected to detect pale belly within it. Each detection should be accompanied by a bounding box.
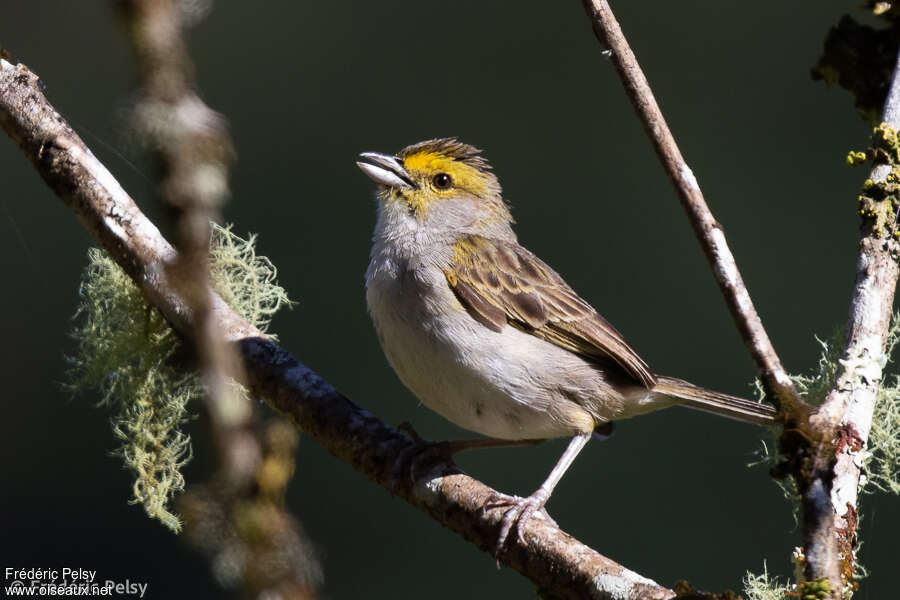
[365,268,629,440]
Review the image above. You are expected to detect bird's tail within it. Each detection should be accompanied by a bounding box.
[654,375,777,426]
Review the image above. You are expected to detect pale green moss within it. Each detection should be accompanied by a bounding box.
[865,315,900,494]
[748,318,900,599]
[69,224,290,532]
[790,332,843,405]
[769,320,900,496]
[743,563,793,600]
[753,322,900,496]
[208,224,291,336]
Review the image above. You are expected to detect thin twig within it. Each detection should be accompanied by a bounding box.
[580,0,805,420]
[800,52,900,598]
[0,58,678,600]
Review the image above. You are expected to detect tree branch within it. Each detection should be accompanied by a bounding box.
[0,58,678,600]
[579,0,806,420]
[579,2,900,596]
[800,51,900,598]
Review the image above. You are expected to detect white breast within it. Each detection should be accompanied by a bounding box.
[365,247,625,440]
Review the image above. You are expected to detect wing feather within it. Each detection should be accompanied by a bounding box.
[444,236,657,388]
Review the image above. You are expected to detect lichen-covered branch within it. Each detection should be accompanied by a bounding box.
[0,58,678,600]
[579,0,806,420]
[578,3,900,597]
[800,52,900,598]
[69,233,321,596]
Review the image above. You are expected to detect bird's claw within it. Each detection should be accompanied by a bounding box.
[483,490,555,555]
[390,423,454,491]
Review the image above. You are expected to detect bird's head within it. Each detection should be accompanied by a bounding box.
[357,138,511,234]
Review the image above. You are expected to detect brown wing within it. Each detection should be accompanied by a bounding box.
[444,236,657,388]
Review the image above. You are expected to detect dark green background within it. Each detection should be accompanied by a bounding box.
[1,1,896,598]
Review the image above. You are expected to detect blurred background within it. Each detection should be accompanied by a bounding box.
[1,1,897,598]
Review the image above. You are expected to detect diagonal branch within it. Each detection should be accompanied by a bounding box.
[0,58,678,600]
[580,0,806,420]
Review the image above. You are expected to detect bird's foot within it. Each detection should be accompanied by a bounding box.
[483,489,556,555]
[390,422,456,491]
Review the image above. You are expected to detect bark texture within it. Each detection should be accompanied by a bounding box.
[801,53,900,598]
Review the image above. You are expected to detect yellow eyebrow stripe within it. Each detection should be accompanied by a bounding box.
[401,151,444,173]
[401,151,490,197]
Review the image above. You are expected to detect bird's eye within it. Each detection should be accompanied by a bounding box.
[432,173,453,190]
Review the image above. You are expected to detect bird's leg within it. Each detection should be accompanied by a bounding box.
[390,421,542,489]
[486,432,592,555]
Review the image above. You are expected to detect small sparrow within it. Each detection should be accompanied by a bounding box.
[357,138,774,551]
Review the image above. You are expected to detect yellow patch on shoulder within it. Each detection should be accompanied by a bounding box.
[442,268,458,287]
[451,237,487,265]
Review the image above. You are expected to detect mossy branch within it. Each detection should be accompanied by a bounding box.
[69,225,291,531]
[748,318,900,597]
[579,2,900,597]
[796,34,900,599]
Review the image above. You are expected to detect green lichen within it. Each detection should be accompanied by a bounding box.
[797,577,831,600]
[69,248,193,531]
[69,224,290,532]
[743,564,835,600]
[846,151,868,166]
[849,123,900,240]
[742,563,793,600]
[208,224,291,337]
[749,317,900,599]
[790,332,844,407]
[753,320,900,496]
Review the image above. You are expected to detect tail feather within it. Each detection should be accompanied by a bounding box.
[654,375,776,426]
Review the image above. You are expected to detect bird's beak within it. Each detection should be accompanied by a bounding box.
[357,152,414,190]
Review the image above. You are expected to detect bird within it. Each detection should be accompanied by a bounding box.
[356,137,775,552]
